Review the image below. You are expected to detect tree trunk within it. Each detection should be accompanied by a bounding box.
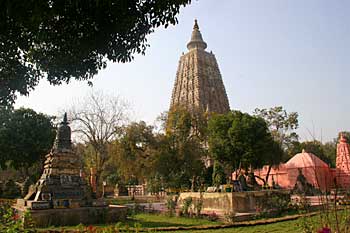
[264,164,272,185]
[254,175,266,185]
[235,161,242,180]
[191,175,196,192]
[95,171,101,198]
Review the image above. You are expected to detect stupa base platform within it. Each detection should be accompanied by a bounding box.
[14,204,128,228]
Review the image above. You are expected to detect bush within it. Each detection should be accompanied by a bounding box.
[0,201,33,232]
[194,197,203,217]
[256,191,291,218]
[127,203,144,216]
[166,195,177,217]
[182,197,193,217]
[0,207,22,232]
[2,180,21,199]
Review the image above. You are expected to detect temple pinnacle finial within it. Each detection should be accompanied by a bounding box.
[187,19,207,50]
[340,133,347,143]
[194,19,199,30]
[63,112,68,124]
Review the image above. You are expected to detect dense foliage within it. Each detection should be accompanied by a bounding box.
[208,111,279,175]
[0,0,191,106]
[112,121,157,184]
[147,108,207,191]
[254,106,299,159]
[0,107,55,169]
[0,102,344,194]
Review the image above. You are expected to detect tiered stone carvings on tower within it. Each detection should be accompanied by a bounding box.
[170,20,230,114]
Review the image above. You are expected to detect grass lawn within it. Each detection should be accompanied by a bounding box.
[37,213,222,232]
[37,215,304,232]
[127,213,221,228]
[158,209,350,233]
[33,209,350,232]
[159,220,302,233]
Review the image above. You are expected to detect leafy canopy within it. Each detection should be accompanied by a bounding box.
[152,108,206,190]
[0,0,191,106]
[208,110,278,172]
[0,107,56,169]
[254,106,298,161]
[112,121,157,184]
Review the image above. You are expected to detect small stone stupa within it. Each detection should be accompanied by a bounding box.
[15,114,127,227]
[21,113,91,209]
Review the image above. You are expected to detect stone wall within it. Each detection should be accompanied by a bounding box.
[178,192,231,214]
[16,205,127,228]
[178,190,290,214]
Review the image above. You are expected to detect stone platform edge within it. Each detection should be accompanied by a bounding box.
[13,205,128,228]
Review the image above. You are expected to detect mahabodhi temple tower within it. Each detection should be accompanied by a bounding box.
[170,20,230,114]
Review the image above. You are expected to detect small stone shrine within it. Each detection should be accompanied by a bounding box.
[15,114,127,227]
[22,113,91,209]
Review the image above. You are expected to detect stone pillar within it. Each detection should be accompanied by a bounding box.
[336,134,350,189]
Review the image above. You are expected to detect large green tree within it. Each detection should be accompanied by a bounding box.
[253,106,297,181]
[0,107,56,169]
[0,0,191,106]
[254,106,299,154]
[208,111,280,181]
[152,108,206,190]
[112,121,157,184]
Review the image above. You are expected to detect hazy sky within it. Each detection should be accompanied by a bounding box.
[15,0,350,142]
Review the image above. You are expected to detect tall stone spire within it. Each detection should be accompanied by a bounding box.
[170,19,230,114]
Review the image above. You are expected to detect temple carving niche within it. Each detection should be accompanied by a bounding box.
[170,20,230,114]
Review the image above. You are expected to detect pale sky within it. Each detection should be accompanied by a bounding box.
[15,0,350,142]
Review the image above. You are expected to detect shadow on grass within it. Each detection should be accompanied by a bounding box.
[124,214,218,228]
[36,213,220,231]
[126,218,186,228]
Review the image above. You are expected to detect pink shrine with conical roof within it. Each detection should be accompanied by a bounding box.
[251,133,350,191]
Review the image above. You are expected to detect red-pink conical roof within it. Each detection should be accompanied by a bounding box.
[286,150,329,168]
